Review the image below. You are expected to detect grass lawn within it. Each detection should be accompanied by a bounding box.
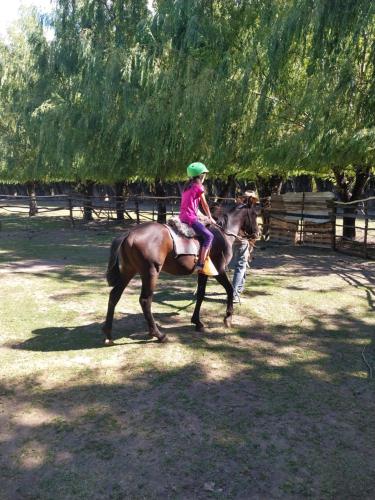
[0,213,374,499]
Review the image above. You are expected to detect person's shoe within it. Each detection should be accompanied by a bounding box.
[233,294,240,304]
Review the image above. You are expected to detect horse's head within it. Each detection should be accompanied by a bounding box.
[213,203,259,241]
[237,204,259,240]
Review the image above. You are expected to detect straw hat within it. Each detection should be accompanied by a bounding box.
[242,190,259,202]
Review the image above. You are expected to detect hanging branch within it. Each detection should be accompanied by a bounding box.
[250,90,309,128]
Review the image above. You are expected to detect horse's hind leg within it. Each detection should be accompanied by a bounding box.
[214,272,234,328]
[102,271,134,345]
[139,266,166,342]
[191,273,208,332]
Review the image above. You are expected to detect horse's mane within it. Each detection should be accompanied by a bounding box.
[213,203,258,239]
[214,203,238,230]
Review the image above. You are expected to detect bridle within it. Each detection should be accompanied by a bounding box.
[241,206,257,239]
[213,206,257,245]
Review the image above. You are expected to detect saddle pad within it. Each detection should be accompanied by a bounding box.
[164,224,199,257]
[167,214,211,237]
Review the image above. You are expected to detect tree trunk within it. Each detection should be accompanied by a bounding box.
[115,181,125,221]
[315,177,334,192]
[26,181,38,216]
[155,178,167,224]
[293,174,313,192]
[256,175,283,198]
[333,165,371,239]
[256,175,283,241]
[82,180,94,222]
[218,175,237,199]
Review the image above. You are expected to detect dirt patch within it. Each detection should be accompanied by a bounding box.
[0,259,68,274]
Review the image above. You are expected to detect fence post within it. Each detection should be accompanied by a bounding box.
[68,196,75,228]
[331,202,336,251]
[364,201,369,259]
[135,196,140,224]
[299,191,305,245]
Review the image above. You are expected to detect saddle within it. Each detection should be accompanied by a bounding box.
[164,216,200,257]
[165,216,219,276]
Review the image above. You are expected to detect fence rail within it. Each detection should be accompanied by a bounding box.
[264,194,375,259]
[0,192,374,260]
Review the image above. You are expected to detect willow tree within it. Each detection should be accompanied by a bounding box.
[127,0,216,220]
[131,0,270,207]
[0,10,52,214]
[212,1,291,195]
[43,0,151,219]
[246,0,375,236]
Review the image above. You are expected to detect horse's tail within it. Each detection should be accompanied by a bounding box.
[106,232,129,286]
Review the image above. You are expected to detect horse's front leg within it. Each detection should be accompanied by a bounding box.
[140,266,166,342]
[214,272,234,328]
[191,273,208,332]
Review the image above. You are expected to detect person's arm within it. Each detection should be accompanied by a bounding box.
[200,193,215,224]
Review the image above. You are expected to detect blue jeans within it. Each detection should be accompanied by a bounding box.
[230,239,250,296]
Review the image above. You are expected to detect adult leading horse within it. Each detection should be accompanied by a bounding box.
[102,204,258,344]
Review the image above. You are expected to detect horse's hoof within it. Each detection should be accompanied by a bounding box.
[195,324,206,333]
[148,331,167,342]
[104,338,115,346]
[192,321,206,332]
[191,318,206,333]
[224,317,232,328]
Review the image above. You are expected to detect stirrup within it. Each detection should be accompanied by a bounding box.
[193,263,204,274]
[200,257,219,276]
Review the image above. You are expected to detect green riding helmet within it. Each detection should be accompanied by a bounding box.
[187,162,209,178]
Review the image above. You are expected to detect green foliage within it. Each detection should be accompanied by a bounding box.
[251,0,375,178]
[0,9,52,182]
[0,0,374,188]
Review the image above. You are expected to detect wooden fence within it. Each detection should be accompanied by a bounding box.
[265,192,336,246]
[0,193,235,225]
[264,192,375,259]
[333,198,375,259]
[1,192,374,259]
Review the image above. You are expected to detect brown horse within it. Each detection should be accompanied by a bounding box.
[102,204,258,344]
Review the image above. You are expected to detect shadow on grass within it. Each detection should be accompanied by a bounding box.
[1,312,375,499]
[9,311,198,351]
[252,244,373,277]
[2,217,375,497]
[333,267,375,311]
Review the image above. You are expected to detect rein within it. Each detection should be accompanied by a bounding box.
[213,222,245,241]
[213,206,257,245]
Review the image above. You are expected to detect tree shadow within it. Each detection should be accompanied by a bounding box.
[2,219,375,497]
[0,263,106,285]
[333,268,375,311]
[1,318,375,499]
[252,244,372,278]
